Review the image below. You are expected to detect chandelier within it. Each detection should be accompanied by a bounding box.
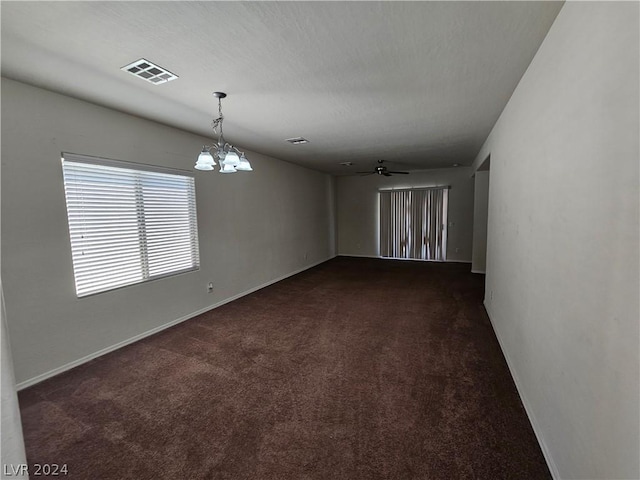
[195,92,252,173]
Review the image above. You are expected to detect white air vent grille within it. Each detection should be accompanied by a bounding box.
[121,58,178,85]
[285,137,310,145]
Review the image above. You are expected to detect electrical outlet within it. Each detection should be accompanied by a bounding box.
[207,282,214,293]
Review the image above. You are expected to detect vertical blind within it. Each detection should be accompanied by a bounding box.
[380,187,449,261]
[61,153,200,297]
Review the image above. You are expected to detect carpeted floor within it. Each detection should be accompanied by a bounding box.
[19,257,551,479]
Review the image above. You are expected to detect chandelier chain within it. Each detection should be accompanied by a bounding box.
[211,97,224,140]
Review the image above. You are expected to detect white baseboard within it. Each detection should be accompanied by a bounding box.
[337,254,381,259]
[16,257,334,391]
[483,301,560,480]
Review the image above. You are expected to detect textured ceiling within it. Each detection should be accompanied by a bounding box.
[1,1,563,175]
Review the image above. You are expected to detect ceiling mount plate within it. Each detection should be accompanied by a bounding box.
[213,92,227,99]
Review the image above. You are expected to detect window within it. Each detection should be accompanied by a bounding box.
[379,187,449,261]
[61,153,200,297]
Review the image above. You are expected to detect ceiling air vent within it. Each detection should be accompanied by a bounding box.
[285,137,309,145]
[121,58,178,85]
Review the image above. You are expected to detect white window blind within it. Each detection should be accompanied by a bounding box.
[379,187,449,261]
[61,153,200,297]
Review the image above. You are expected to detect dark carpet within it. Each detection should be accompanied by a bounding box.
[19,257,551,479]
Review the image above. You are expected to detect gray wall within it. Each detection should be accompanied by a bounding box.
[471,170,489,273]
[336,168,474,262]
[472,3,639,478]
[1,78,336,386]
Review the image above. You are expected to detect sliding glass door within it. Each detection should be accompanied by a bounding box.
[379,187,449,261]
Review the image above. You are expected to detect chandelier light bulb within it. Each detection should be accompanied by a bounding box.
[223,151,240,167]
[236,154,253,171]
[195,148,216,170]
[220,163,237,174]
[196,148,216,165]
[194,163,214,171]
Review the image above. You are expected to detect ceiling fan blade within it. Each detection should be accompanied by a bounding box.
[388,171,409,174]
[383,172,392,177]
[357,172,375,176]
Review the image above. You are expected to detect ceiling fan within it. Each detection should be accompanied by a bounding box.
[357,160,409,177]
